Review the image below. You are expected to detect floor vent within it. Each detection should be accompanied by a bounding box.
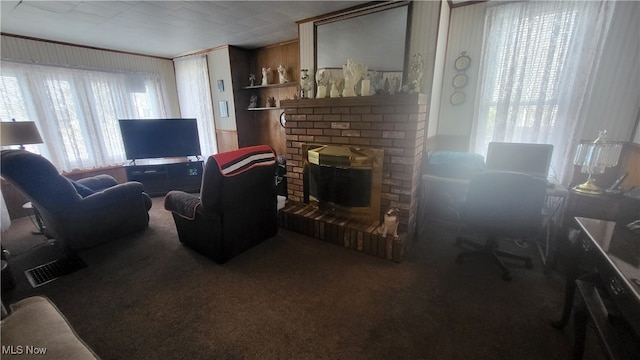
[24,255,87,288]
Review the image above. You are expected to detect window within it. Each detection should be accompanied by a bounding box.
[473,1,613,182]
[0,62,167,171]
[173,55,218,157]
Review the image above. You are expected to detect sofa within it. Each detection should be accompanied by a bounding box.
[1,296,99,359]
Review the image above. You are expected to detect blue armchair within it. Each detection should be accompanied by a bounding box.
[1,149,152,249]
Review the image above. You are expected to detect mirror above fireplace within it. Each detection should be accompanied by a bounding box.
[315,1,411,75]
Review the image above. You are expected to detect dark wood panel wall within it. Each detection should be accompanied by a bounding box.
[244,40,300,156]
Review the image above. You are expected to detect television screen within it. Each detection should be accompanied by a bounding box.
[485,142,554,180]
[118,118,201,160]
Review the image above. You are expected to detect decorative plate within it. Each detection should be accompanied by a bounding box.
[450,91,465,105]
[452,74,468,88]
[454,53,471,71]
[279,111,286,128]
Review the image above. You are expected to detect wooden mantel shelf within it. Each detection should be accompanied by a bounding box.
[243,82,297,90]
[280,93,427,108]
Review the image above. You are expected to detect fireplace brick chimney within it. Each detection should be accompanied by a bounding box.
[280,94,427,261]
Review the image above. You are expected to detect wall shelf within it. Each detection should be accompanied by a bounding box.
[243,82,297,90]
[247,107,281,111]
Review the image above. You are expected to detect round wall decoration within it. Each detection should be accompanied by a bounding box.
[279,111,286,128]
[452,74,468,88]
[454,52,471,71]
[450,91,465,105]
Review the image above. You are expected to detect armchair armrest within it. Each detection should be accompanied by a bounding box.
[164,191,201,220]
[75,174,118,191]
[80,181,150,211]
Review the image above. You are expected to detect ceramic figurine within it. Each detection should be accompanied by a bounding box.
[278,65,289,84]
[248,95,258,108]
[249,73,256,87]
[267,96,276,107]
[403,53,423,93]
[378,207,400,239]
[369,71,384,94]
[330,77,342,98]
[342,59,366,97]
[300,69,311,98]
[315,69,331,98]
[261,67,271,86]
[389,76,400,95]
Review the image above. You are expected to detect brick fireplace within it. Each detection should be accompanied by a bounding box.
[279,94,427,262]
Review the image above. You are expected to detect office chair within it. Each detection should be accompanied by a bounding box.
[455,171,548,280]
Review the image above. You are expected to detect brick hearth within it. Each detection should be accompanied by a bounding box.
[280,94,427,262]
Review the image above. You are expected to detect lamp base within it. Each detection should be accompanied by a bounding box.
[573,178,603,195]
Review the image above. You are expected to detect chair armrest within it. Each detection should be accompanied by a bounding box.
[164,191,201,220]
[75,174,118,191]
[80,182,148,211]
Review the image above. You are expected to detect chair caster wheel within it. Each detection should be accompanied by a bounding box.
[525,259,533,269]
[502,272,512,281]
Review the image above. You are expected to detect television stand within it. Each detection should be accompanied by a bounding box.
[124,159,203,197]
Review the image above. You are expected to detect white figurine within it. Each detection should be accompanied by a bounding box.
[261,67,271,86]
[315,69,332,98]
[403,53,423,93]
[300,69,311,98]
[342,59,366,97]
[330,77,342,98]
[278,65,288,84]
[378,207,400,239]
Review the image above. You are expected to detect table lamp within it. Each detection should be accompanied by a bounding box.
[1,120,43,149]
[572,130,623,195]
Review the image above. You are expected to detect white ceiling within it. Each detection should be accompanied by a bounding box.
[0,1,367,58]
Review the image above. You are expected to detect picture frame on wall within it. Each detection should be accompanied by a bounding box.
[219,101,229,117]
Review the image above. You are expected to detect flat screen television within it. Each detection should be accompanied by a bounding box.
[485,142,554,180]
[118,118,201,160]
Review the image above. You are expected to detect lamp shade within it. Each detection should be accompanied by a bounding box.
[1,121,43,147]
[572,131,623,195]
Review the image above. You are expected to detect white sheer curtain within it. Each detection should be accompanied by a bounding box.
[0,61,167,171]
[174,55,218,157]
[472,1,614,183]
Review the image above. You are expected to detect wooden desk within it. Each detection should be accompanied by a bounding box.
[552,217,640,359]
[565,190,640,224]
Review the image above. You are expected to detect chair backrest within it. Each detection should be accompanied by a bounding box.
[200,145,277,211]
[0,150,80,211]
[425,151,485,179]
[198,145,277,254]
[460,171,547,236]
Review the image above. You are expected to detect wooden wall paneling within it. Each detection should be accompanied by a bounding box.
[215,129,239,153]
[229,46,256,149]
[619,142,640,190]
[241,40,299,155]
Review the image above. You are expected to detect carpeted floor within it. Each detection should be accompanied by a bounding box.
[1,197,605,360]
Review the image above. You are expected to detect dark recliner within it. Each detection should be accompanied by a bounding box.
[1,149,152,249]
[164,145,278,264]
[455,171,548,280]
